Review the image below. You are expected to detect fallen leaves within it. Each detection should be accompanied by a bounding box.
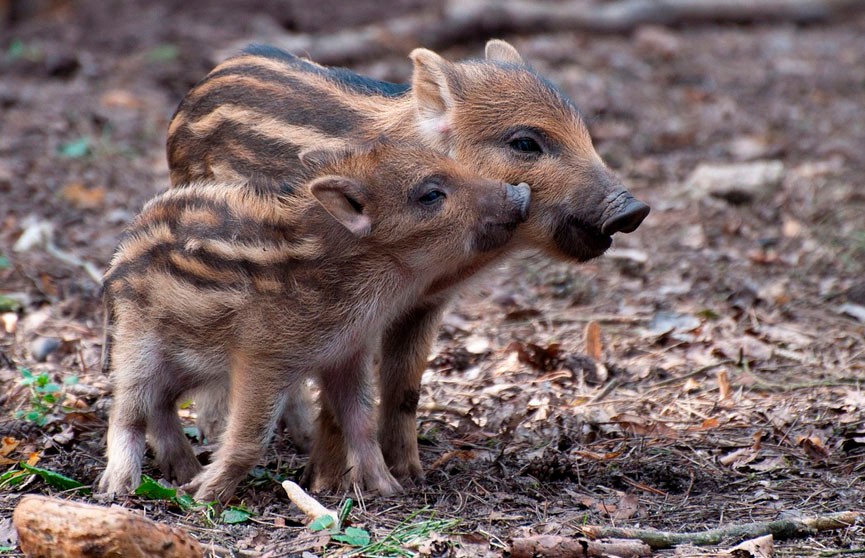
[60,182,106,210]
[611,413,678,439]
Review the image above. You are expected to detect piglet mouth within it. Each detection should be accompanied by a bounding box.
[473,221,519,252]
[555,217,613,262]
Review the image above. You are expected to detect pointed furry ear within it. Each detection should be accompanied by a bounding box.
[409,48,455,142]
[309,176,372,237]
[485,39,523,65]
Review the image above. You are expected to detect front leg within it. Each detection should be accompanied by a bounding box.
[309,350,401,495]
[378,302,446,483]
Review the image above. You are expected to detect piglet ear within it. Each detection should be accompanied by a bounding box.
[409,48,456,144]
[309,175,372,237]
[485,39,524,65]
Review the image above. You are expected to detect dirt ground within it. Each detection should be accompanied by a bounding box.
[1,1,864,556]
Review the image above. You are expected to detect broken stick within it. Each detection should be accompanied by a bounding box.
[510,535,652,558]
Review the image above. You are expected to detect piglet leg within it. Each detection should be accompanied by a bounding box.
[186,353,286,503]
[377,303,445,482]
[309,350,402,495]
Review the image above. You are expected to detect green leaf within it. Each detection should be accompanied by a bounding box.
[134,475,199,510]
[696,308,721,320]
[6,39,24,59]
[308,514,335,532]
[147,44,179,62]
[24,411,46,425]
[338,497,354,527]
[174,492,198,511]
[332,526,370,547]
[64,375,79,385]
[221,507,253,524]
[0,468,29,488]
[0,294,19,312]
[183,426,201,442]
[58,138,90,159]
[20,463,85,491]
[0,254,10,269]
[134,475,177,500]
[39,383,61,394]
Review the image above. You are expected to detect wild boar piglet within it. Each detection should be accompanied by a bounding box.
[168,39,650,482]
[97,140,530,502]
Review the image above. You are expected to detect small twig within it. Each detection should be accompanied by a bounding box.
[650,360,735,388]
[579,511,862,549]
[588,378,620,403]
[44,242,104,286]
[281,480,338,527]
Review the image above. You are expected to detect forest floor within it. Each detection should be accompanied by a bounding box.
[1,1,864,556]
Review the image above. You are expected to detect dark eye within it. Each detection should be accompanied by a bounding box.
[418,189,446,205]
[509,137,543,154]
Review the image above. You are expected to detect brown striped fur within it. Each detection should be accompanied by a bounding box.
[97,140,529,502]
[165,40,649,484]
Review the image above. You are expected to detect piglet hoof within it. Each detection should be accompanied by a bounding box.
[360,470,402,497]
[182,468,239,504]
[389,459,424,486]
[96,467,139,498]
[160,455,202,487]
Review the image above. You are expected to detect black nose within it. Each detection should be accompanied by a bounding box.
[601,199,650,235]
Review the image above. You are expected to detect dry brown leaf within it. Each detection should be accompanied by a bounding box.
[584,320,602,360]
[726,533,774,558]
[429,450,477,470]
[612,493,640,520]
[699,417,720,430]
[611,413,679,439]
[26,452,40,467]
[682,377,701,393]
[717,368,732,400]
[0,437,20,465]
[572,449,623,461]
[506,341,563,371]
[752,430,764,451]
[719,447,759,468]
[797,435,831,461]
[99,89,145,109]
[1,437,19,457]
[61,182,106,210]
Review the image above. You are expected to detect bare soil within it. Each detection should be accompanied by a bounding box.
[1,1,864,557]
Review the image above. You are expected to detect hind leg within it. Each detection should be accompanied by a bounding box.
[186,353,287,503]
[198,379,315,453]
[98,334,195,493]
[148,392,202,485]
[98,331,202,494]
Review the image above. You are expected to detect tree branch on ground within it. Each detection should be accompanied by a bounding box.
[578,511,862,549]
[510,535,652,558]
[218,0,865,64]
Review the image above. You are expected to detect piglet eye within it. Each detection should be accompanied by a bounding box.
[509,137,542,154]
[418,190,446,205]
